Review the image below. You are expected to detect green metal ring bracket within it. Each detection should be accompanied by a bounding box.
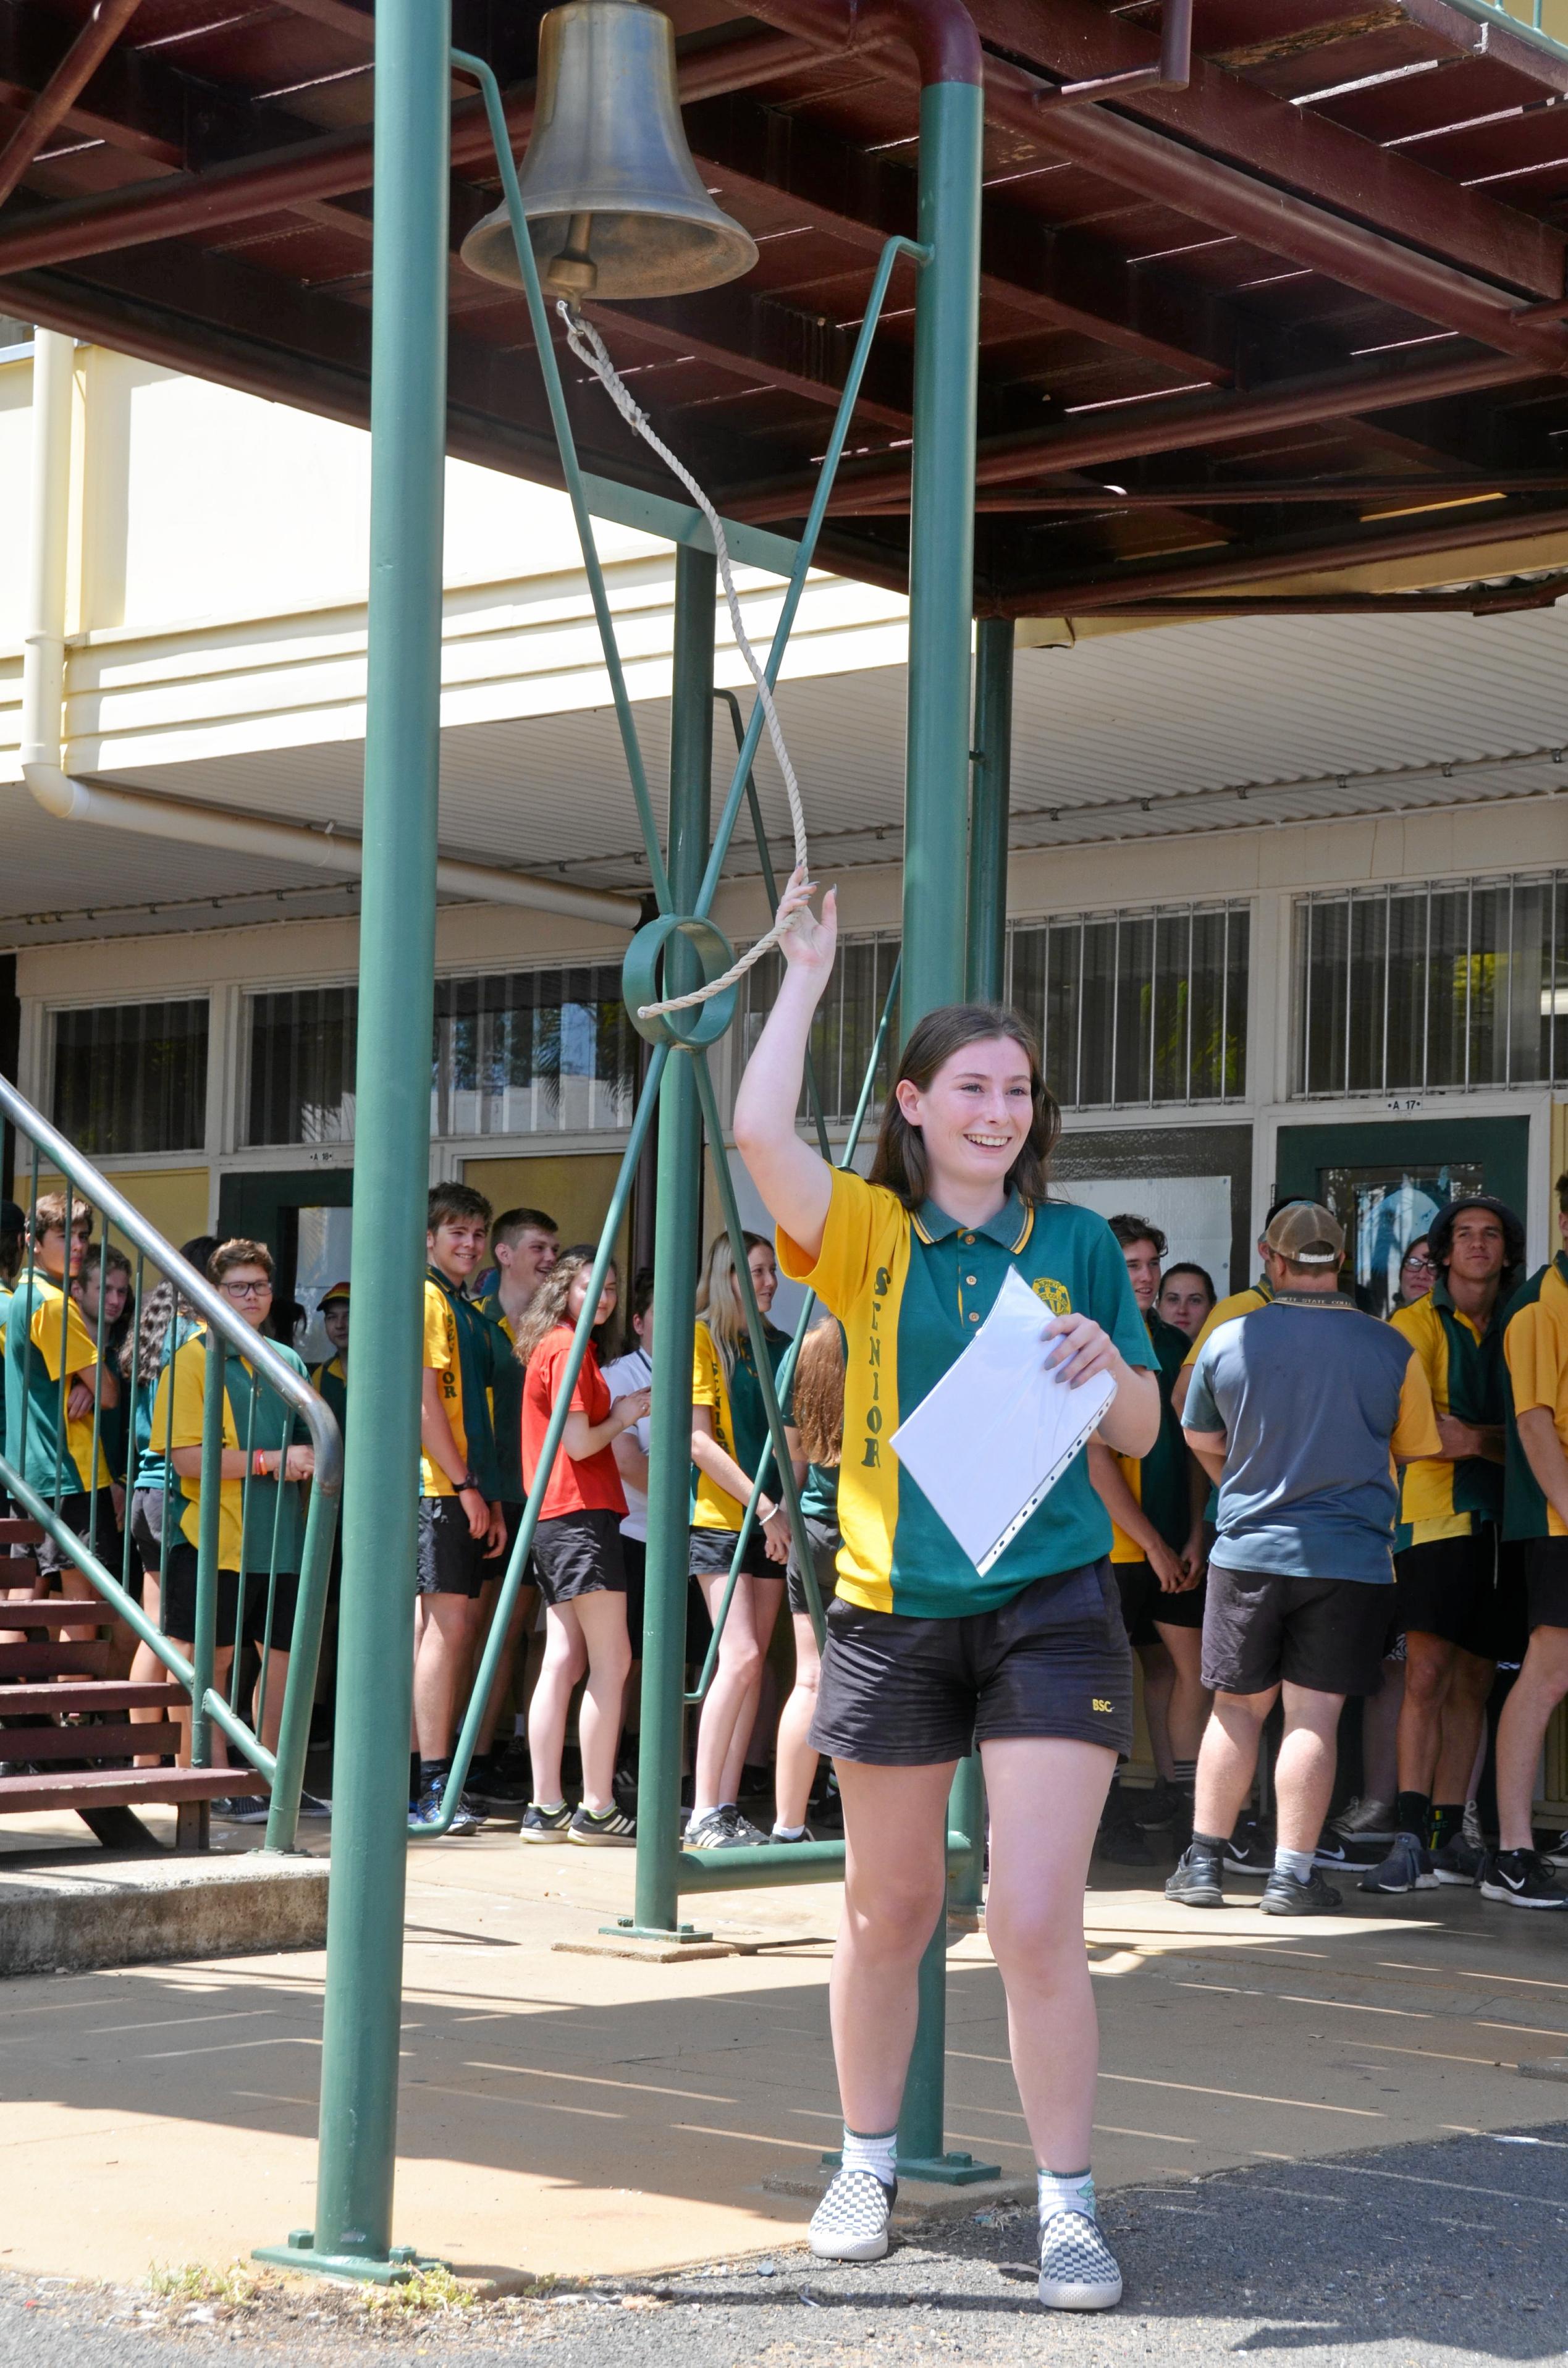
[623,914,738,1048]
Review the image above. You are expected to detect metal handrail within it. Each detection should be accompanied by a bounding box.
[0,1069,341,1850]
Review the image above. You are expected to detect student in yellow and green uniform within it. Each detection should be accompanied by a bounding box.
[151,1237,324,1816]
[3,1194,119,1601]
[735,867,1160,2307]
[468,1207,558,1815]
[1357,1197,1523,1895]
[1168,1197,1309,1424]
[411,1182,505,1833]
[310,1279,350,1438]
[683,1229,799,1852]
[1087,1216,1207,1860]
[1485,1170,1568,1908]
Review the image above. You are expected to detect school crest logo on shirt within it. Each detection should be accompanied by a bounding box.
[1031,1276,1071,1315]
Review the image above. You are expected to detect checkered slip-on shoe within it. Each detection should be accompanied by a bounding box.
[807,2167,896,2261]
[1037,2211,1123,2311]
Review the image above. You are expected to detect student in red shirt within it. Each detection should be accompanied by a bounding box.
[516,1249,649,1848]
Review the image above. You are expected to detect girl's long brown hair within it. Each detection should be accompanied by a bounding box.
[695,1229,770,1382]
[867,1002,1060,1211]
[513,1247,618,1372]
[791,1318,845,1467]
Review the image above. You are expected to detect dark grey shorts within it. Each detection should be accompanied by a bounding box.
[786,1514,840,1619]
[810,1559,1132,1767]
[35,1489,119,1581]
[416,1495,488,1598]
[689,1522,778,1582]
[1202,1564,1391,1698]
[532,1507,626,1606]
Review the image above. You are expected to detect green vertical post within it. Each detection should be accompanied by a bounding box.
[628,547,716,1940]
[895,67,995,2187]
[900,75,983,1034]
[966,616,1013,1003]
[256,0,451,2284]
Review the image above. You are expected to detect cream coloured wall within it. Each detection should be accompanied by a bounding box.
[0,345,908,791]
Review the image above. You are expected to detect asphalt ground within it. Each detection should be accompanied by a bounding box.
[3,2118,1564,2368]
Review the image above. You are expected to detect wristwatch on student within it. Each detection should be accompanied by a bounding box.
[455,1470,479,1493]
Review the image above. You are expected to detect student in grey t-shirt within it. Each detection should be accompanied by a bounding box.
[1166,1202,1439,1919]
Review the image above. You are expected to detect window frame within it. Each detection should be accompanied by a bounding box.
[47,993,213,1158]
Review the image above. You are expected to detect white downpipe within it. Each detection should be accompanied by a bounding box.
[20,329,639,934]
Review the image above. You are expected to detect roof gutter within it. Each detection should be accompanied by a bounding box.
[20,330,639,933]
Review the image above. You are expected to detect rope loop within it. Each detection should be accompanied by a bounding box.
[560,301,807,1018]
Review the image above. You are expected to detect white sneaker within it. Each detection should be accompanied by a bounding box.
[808,2167,895,2261]
[1038,2211,1123,2311]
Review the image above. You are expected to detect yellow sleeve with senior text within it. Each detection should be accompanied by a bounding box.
[1180,1285,1267,1370]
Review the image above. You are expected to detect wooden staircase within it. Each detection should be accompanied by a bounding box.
[0,1518,265,1850]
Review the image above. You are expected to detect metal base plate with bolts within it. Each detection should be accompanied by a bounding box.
[253,2233,446,2285]
[822,2148,1002,2186]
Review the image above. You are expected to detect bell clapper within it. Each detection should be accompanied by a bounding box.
[547,211,597,295]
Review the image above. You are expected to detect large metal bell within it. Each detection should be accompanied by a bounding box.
[460,0,757,301]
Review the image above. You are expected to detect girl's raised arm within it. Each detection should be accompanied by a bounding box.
[732,867,838,1263]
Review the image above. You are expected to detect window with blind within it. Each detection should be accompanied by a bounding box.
[431,967,638,1136]
[1294,872,1568,1097]
[741,937,901,1127]
[244,967,639,1146]
[1010,903,1249,1109]
[247,985,358,1147]
[52,999,209,1155]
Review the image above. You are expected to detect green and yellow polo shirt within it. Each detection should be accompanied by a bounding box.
[473,1290,526,1506]
[1503,1252,1568,1540]
[691,1317,793,1532]
[1390,1282,1503,1545]
[311,1351,348,1442]
[1109,1308,1192,1563]
[778,1171,1152,1619]
[151,1332,311,1572]
[2,1270,112,1495]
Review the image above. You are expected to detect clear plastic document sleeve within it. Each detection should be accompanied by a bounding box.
[889,1266,1117,1577]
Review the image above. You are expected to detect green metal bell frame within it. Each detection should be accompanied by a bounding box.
[460,0,757,300]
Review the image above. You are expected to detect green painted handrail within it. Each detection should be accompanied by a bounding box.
[0,1069,340,1848]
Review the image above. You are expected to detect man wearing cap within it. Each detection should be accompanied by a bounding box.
[1358,1198,1524,1895]
[1167,1202,1441,1915]
[311,1282,350,1436]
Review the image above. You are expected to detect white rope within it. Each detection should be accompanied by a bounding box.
[560,300,807,1018]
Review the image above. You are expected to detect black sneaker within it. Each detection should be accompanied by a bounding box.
[1222,1818,1273,1878]
[568,1803,636,1847]
[466,1759,532,1817]
[770,1824,814,1843]
[224,1793,270,1826]
[1357,1832,1438,1894]
[1165,1843,1224,1908]
[1098,1813,1153,1866]
[1480,1848,1568,1909]
[1261,1866,1342,1915]
[1430,1832,1485,1887]
[719,1805,769,1845]
[684,1806,747,1850]
[1132,1778,1179,1830]
[520,1800,574,1844]
[296,1791,332,1819]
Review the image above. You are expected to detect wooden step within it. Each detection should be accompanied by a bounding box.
[0,1641,111,1677]
[0,1680,183,1714]
[1,1559,41,1588]
[0,1520,44,1547]
[2,1720,183,1761]
[0,1600,133,1628]
[0,1764,266,1816]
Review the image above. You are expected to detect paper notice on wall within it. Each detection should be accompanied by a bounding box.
[890,1266,1116,1577]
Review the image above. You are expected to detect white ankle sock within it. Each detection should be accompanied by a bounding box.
[772,1822,807,1840]
[1275,1845,1315,1884]
[1038,2168,1095,2222]
[841,2125,897,2187]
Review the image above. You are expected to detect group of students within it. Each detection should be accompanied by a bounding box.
[408,1181,853,1855]
[1,1201,337,1814]
[1086,1178,1568,1916]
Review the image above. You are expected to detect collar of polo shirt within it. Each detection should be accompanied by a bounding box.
[912,1191,1034,1254]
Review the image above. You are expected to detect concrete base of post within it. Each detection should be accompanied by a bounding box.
[252,2233,445,2285]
